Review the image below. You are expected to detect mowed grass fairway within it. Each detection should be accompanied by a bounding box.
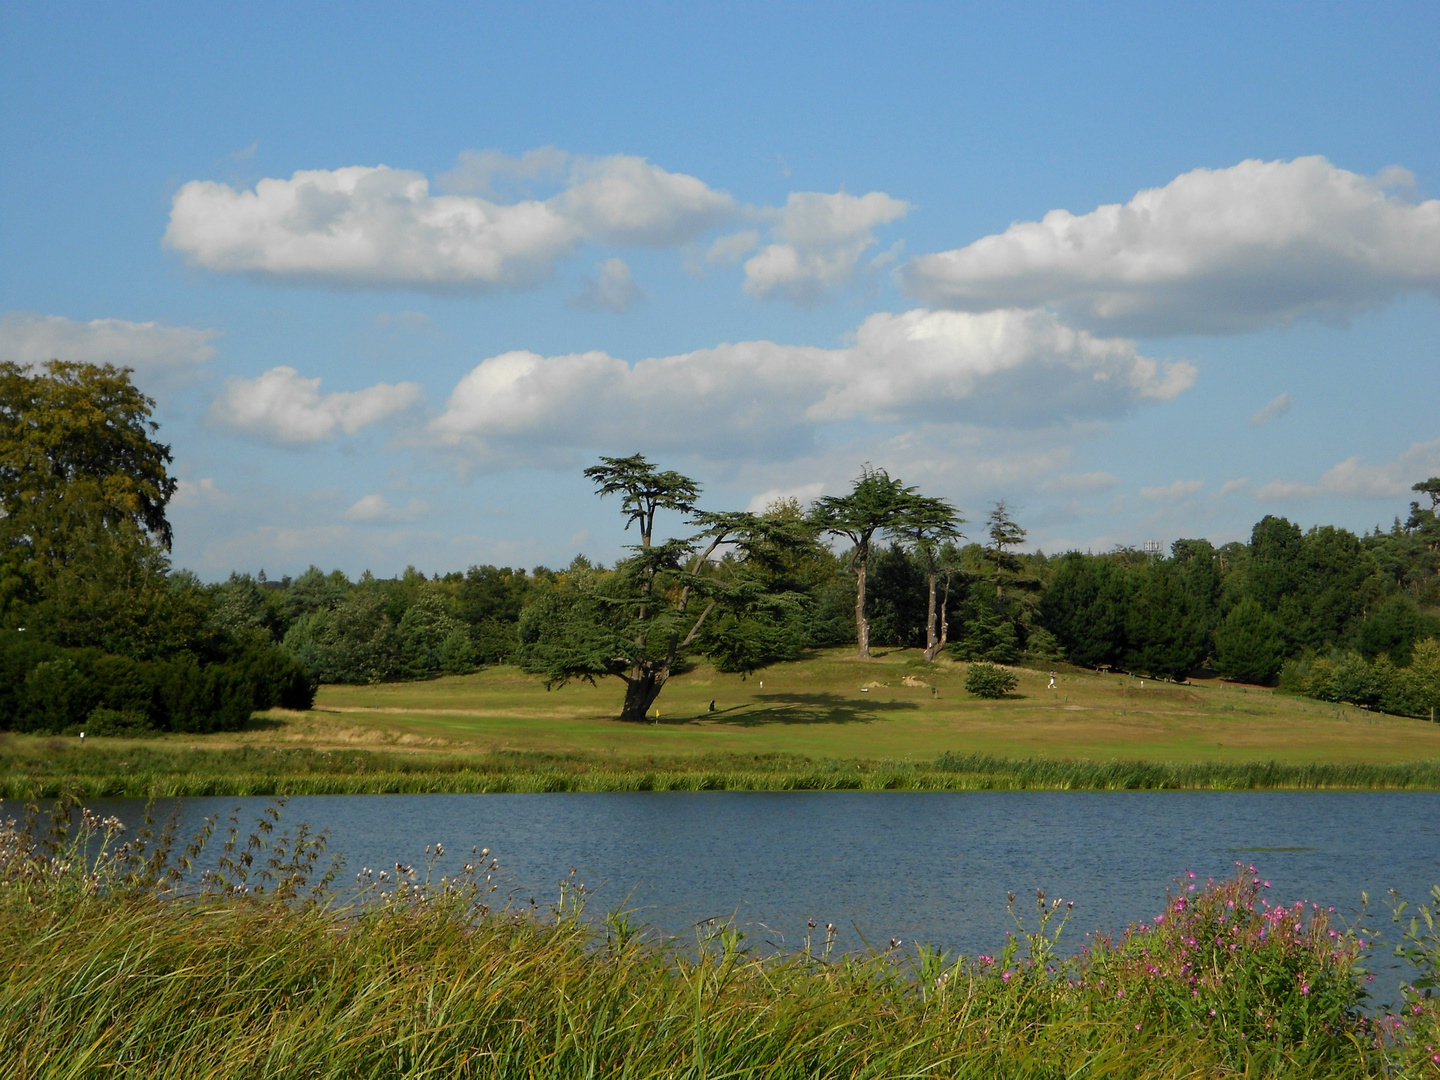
[10,649,1440,798]
[277,648,1435,764]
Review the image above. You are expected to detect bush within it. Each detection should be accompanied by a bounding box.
[965,662,1018,698]
[1280,638,1440,719]
[82,707,156,737]
[0,630,312,734]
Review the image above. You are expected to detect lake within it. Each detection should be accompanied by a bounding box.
[70,790,1440,1001]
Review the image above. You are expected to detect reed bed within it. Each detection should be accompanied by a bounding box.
[4,800,1440,1078]
[8,744,1440,800]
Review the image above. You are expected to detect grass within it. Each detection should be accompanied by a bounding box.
[3,802,1439,1077]
[8,648,1440,798]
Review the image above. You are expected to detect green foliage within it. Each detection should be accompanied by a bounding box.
[1214,598,1286,683]
[282,591,404,684]
[0,359,177,546]
[397,590,469,678]
[866,543,928,647]
[526,456,816,720]
[964,662,1019,698]
[1280,638,1440,718]
[0,629,313,734]
[1039,552,1128,668]
[814,466,933,658]
[951,600,1021,664]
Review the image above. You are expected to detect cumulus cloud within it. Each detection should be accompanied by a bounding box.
[1139,479,1205,500]
[1248,393,1293,426]
[437,146,570,197]
[1319,439,1440,498]
[568,258,644,313]
[165,166,581,290]
[1219,478,1251,497]
[212,366,423,444]
[744,191,910,304]
[343,494,431,522]
[1254,440,1440,501]
[706,230,760,266]
[559,155,736,247]
[903,156,1440,335]
[165,153,734,291]
[430,307,1193,465]
[0,312,219,378]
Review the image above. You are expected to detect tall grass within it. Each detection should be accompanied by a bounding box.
[8,743,1440,799]
[4,801,1440,1076]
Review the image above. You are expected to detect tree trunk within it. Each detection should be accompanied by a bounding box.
[923,571,940,662]
[619,668,667,722]
[941,575,951,645]
[855,549,871,659]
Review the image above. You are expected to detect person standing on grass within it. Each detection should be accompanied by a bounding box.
[1048,671,1056,690]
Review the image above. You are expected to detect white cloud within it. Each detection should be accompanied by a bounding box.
[903,156,1440,334]
[430,307,1193,465]
[165,166,582,290]
[0,312,219,378]
[559,155,736,247]
[1319,439,1440,498]
[165,149,913,307]
[745,482,825,513]
[1139,479,1204,500]
[744,191,910,304]
[1254,440,1440,502]
[706,230,760,266]
[1248,393,1293,426]
[172,477,224,507]
[343,494,431,522]
[437,146,570,197]
[165,153,735,291]
[568,258,644,313]
[212,366,423,444]
[1219,478,1251,496]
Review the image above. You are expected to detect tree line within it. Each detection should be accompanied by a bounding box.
[2,361,1438,731]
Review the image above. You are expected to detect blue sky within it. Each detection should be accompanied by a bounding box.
[3,2,1438,579]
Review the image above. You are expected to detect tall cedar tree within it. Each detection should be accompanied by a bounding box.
[536,455,804,721]
[813,467,920,659]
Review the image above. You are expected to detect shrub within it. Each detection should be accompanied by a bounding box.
[1281,640,1440,719]
[965,662,1018,698]
[0,630,312,734]
[82,707,156,737]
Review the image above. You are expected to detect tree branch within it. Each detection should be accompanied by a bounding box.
[679,599,719,649]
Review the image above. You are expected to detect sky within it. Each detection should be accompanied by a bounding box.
[2,2,1438,580]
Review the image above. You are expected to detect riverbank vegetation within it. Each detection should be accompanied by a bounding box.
[3,801,1440,1077]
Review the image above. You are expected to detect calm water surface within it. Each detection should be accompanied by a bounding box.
[72,791,1440,998]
